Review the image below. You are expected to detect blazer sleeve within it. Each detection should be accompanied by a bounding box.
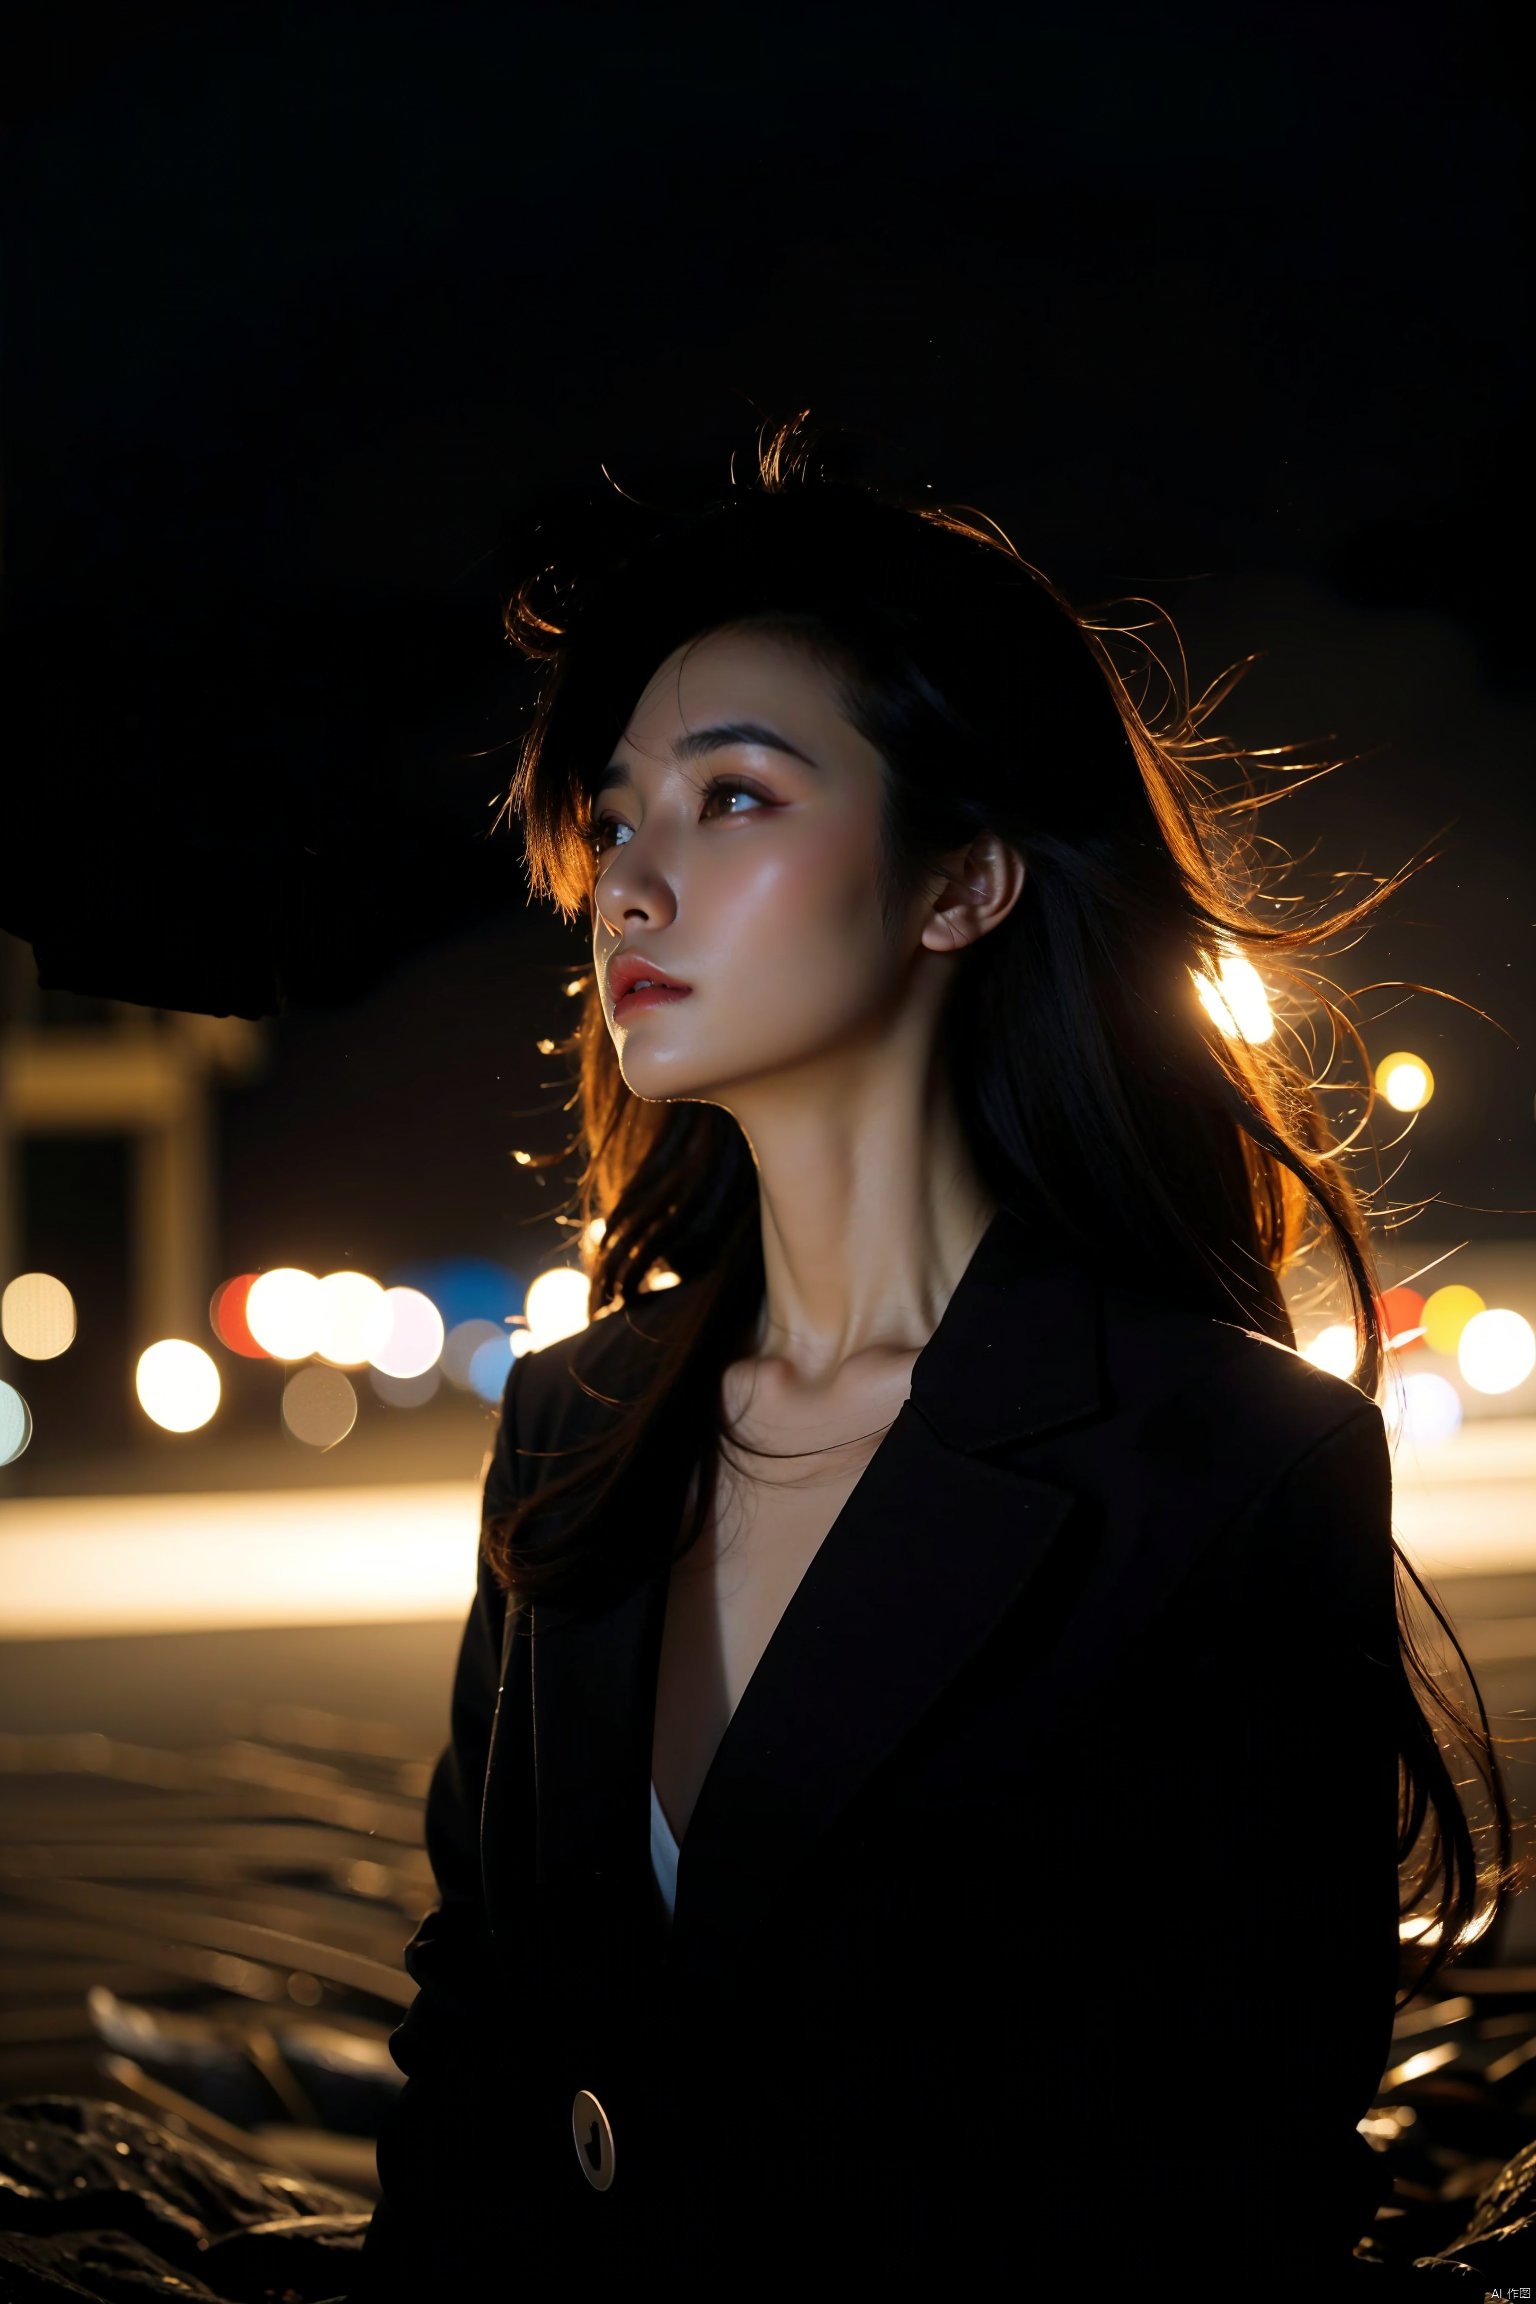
[350,1354,544,2299]
[1052,1400,1405,2290]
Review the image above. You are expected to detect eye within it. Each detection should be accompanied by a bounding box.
[589,777,768,861]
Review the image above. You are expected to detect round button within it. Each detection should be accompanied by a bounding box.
[571,2087,615,2191]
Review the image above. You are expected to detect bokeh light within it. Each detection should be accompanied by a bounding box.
[1380,1286,1427,1353]
[1,1272,77,1360]
[385,1258,517,1334]
[1193,951,1274,1044]
[136,1339,221,1433]
[314,1271,392,1367]
[368,1287,445,1379]
[468,1333,513,1403]
[245,1268,324,1361]
[210,1274,268,1358]
[281,1365,358,1448]
[368,1364,442,1408]
[1390,1370,1464,1449]
[0,1379,33,1465]
[1374,1051,1435,1112]
[1300,1323,1357,1380]
[510,1330,535,1360]
[524,1266,591,1349]
[1422,1284,1486,1356]
[1458,1309,1536,1397]
[441,1318,505,1389]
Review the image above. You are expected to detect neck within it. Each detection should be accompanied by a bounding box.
[726,1040,998,1395]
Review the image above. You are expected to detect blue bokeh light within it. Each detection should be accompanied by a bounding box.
[384,1258,521,1335]
[468,1333,514,1404]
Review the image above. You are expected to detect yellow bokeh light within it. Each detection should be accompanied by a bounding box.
[524,1266,592,1349]
[1192,951,1274,1045]
[1459,1309,1536,1397]
[245,1268,323,1361]
[0,1272,77,1360]
[136,1339,221,1433]
[1374,1050,1435,1111]
[313,1271,392,1367]
[1422,1284,1485,1356]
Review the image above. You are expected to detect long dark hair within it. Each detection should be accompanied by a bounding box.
[486,408,1531,2005]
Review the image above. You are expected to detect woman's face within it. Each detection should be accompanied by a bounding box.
[588,626,923,1106]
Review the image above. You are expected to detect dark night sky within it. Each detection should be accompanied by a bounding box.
[1,0,1531,1433]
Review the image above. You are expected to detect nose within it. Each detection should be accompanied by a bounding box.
[593,848,679,939]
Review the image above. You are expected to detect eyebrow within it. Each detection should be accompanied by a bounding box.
[591,721,820,796]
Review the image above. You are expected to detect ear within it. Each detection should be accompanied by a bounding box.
[918,831,1027,957]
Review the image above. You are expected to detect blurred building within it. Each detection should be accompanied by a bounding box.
[0,930,268,1353]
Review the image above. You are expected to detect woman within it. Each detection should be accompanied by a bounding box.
[351,414,1525,2299]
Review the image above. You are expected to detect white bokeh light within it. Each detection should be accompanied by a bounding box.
[524,1267,591,1350]
[1458,1309,1536,1397]
[0,1379,33,1465]
[136,1340,221,1433]
[369,1286,446,1379]
[245,1268,324,1361]
[1300,1323,1357,1380]
[1390,1370,1464,1450]
[314,1271,392,1367]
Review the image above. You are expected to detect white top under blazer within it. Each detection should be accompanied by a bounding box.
[650,1779,680,1921]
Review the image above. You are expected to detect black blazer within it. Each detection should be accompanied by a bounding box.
[351,1199,1403,2299]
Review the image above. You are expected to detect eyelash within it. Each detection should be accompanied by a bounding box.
[588,777,768,860]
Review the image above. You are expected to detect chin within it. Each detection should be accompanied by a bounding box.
[618,1053,708,1101]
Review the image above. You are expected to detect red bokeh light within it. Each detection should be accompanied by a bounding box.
[1379,1285,1427,1353]
[210,1275,269,1359]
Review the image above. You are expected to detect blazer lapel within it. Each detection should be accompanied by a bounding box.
[669,1200,1104,1978]
[520,1421,690,2024]
[523,1196,1107,1995]
[669,1410,1082,1984]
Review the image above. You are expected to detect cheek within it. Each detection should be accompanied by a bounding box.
[721,819,886,954]
[704,833,894,1035]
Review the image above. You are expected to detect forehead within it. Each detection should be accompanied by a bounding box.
[619,625,842,739]
[585,624,883,809]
